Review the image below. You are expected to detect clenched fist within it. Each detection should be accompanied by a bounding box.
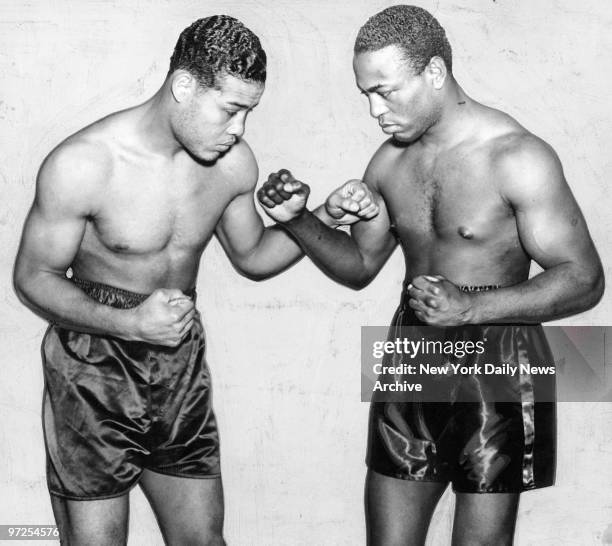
[325,179,379,225]
[407,275,474,326]
[127,288,196,347]
[257,169,310,223]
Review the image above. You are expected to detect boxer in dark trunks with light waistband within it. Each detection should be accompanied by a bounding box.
[367,284,556,494]
[42,278,220,502]
[257,5,603,545]
[13,15,375,545]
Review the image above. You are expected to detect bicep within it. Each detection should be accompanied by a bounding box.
[15,157,92,281]
[16,202,87,276]
[507,150,599,270]
[215,190,264,259]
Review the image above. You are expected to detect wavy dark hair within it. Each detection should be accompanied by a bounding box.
[169,15,266,88]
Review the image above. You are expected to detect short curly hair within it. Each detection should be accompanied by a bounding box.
[355,5,452,74]
[168,15,266,88]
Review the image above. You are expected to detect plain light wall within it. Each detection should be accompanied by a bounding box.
[1,1,611,544]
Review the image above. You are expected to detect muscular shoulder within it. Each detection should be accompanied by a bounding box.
[36,130,113,215]
[213,139,259,195]
[363,138,406,192]
[487,129,565,207]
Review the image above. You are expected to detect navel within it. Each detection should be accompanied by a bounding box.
[457,226,474,239]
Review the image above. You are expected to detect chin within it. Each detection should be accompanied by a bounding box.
[203,150,222,161]
[391,132,416,144]
[392,125,427,144]
[190,148,221,163]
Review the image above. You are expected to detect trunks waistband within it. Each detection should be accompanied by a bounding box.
[458,284,501,292]
[72,277,196,310]
[399,283,500,312]
[402,281,501,293]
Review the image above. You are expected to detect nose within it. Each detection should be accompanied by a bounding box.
[227,113,246,138]
[368,95,388,119]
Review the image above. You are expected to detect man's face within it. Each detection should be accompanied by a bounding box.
[176,73,264,161]
[353,45,439,143]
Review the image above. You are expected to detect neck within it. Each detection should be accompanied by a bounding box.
[418,79,475,149]
[135,83,184,156]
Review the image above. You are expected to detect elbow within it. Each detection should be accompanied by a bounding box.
[345,271,375,290]
[13,279,28,306]
[12,260,53,311]
[584,266,605,310]
[346,281,369,290]
[13,268,36,310]
[238,269,271,282]
[337,258,379,290]
[576,263,605,312]
[12,262,30,305]
[232,260,278,282]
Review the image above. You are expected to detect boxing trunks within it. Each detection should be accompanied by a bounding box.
[367,285,556,493]
[42,278,220,500]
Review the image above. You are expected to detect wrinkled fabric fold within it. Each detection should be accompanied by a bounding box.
[42,279,220,500]
[366,286,556,493]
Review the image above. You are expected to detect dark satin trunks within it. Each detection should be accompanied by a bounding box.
[42,278,220,500]
[367,285,556,493]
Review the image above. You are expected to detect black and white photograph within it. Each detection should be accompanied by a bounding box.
[1,1,611,544]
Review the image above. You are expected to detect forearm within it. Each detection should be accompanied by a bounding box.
[280,208,376,288]
[470,262,604,323]
[233,205,342,280]
[14,269,135,337]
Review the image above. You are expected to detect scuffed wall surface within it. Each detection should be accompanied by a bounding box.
[1,1,610,544]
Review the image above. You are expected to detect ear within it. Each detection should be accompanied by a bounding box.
[425,56,448,90]
[170,70,195,103]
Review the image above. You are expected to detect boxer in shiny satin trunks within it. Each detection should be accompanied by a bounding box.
[43,278,221,500]
[367,285,556,494]
[13,16,375,546]
[257,5,603,545]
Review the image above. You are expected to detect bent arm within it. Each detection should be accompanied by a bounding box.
[280,187,398,289]
[471,140,604,323]
[215,188,340,280]
[13,145,137,337]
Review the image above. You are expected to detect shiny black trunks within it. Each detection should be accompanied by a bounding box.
[366,286,556,493]
[42,278,220,500]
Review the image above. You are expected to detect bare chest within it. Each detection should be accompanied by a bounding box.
[382,153,514,244]
[86,164,230,255]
